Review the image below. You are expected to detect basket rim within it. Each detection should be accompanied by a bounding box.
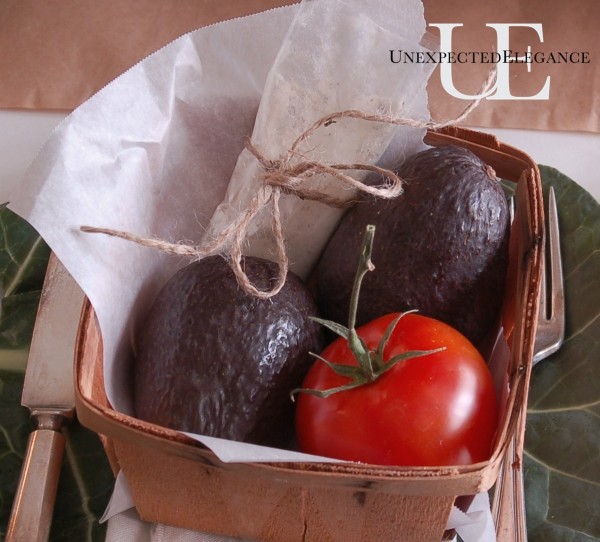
[73,125,544,496]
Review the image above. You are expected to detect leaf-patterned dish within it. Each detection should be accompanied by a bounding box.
[0,206,50,367]
[525,166,600,540]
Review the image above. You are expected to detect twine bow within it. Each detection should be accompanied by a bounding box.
[81,69,496,299]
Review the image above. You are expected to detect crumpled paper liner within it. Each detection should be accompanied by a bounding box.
[9,0,436,423]
[203,0,433,283]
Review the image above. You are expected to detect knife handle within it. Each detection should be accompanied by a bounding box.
[6,411,72,542]
[493,405,528,542]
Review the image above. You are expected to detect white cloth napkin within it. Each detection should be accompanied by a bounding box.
[106,510,247,542]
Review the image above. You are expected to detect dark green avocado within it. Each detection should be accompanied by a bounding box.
[134,256,324,448]
[315,145,510,350]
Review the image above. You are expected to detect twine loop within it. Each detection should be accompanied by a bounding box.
[81,68,497,299]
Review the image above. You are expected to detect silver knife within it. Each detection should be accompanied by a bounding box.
[6,253,85,542]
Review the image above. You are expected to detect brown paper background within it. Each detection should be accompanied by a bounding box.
[0,0,294,109]
[0,0,598,132]
[424,0,600,133]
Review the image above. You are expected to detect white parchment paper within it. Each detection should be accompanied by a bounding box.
[8,0,434,443]
[205,0,434,278]
[11,5,298,416]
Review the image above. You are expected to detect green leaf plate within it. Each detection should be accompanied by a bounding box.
[524,166,600,541]
[0,205,51,371]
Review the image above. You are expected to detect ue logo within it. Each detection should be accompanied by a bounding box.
[429,23,551,100]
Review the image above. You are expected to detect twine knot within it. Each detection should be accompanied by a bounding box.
[81,68,497,299]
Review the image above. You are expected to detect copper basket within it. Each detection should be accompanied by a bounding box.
[74,126,543,542]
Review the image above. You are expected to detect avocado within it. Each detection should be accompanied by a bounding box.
[315,145,510,349]
[133,256,324,448]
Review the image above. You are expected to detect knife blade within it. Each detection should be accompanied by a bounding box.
[6,253,85,542]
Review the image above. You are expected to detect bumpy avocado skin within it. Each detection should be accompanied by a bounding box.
[316,145,510,349]
[134,256,324,448]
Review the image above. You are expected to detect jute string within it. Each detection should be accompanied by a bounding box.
[81,69,496,299]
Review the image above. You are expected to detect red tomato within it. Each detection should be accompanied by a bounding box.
[295,312,498,467]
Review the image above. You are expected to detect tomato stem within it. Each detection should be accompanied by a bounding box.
[348,224,376,331]
[345,225,378,379]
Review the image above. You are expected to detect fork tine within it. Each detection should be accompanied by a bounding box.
[494,186,567,539]
[533,186,565,363]
[548,187,565,328]
[508,193,516,223]
[538,219,547,321]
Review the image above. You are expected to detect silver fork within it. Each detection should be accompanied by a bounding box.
[493,186,565,541]
[533,187,566,364]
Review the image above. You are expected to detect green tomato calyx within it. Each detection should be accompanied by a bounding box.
[292,225,443,400]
